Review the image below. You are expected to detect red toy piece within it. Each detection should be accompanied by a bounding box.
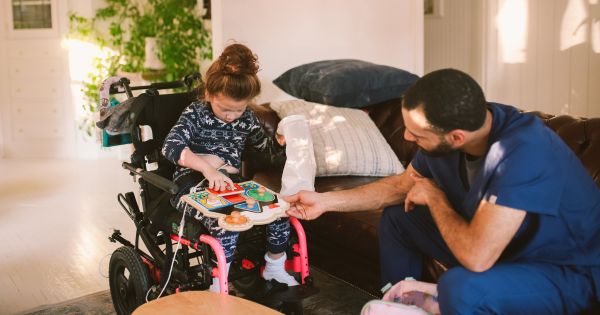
[206,183,244,196]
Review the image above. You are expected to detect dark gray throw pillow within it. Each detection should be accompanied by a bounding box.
[273,59,419,108]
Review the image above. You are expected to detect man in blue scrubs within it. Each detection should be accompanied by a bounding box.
[284,69,600,314]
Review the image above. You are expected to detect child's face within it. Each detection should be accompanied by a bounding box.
[206,93,248,123]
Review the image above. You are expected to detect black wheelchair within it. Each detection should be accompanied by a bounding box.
[105,75,317,314]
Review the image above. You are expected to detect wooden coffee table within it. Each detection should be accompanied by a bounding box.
[132,291,283,315]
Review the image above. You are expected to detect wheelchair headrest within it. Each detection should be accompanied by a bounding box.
[129,90,198,157]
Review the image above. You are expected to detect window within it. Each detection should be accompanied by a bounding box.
[12,0,53,29]
[7,0,58,38]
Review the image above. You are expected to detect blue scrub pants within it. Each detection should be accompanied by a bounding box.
[379,204,598,314]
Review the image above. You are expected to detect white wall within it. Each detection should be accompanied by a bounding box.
[0,0,78,158]
[211,0,424,104]
[424,0,484,83]
[425,0,600,117]
[0,6,7,158]
[484,0,600,117]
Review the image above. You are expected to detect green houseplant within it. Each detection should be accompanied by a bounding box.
[69,0,212,137]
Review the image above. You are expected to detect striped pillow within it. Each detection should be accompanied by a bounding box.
[270,100,404,177]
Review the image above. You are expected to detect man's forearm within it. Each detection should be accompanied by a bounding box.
[434,197,528,272]
[427,196,473,263]
[427,196,510,272]
[325,173,411,213]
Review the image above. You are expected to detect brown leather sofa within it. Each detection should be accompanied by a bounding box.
[243,98,600,296]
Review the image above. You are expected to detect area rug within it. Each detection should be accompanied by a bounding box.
[22,268,375,315]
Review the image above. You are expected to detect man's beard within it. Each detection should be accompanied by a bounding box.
[420,137,457,157]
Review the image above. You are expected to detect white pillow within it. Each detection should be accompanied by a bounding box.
[270,100,405,177]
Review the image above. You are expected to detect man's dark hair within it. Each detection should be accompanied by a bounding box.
[402,68,487,132]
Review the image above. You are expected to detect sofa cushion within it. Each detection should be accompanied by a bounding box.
[273,59,419,108]
[270,99,405,177]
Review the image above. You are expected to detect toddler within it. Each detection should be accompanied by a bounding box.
[162,43,297,292]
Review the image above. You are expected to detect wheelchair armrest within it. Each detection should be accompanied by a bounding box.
[122,162,179,194]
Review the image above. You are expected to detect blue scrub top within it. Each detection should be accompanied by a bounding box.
[411,103,600,268]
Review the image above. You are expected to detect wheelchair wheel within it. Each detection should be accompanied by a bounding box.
[109,246,151,315]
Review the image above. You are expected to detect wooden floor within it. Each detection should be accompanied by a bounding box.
[0,158,138,314]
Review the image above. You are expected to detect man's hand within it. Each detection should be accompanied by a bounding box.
[284,191,326,220]
[404,172,447,212]
[204,169,234,191]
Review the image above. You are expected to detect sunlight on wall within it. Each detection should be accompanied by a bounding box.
[593,19,600,52]
[591,0,600,53]
[60,39,116,119]
[496,0,528,63]
[561,0,588,51]
[61,39,117,82]
[561,102,572,114]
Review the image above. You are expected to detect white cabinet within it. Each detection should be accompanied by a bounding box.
[0,1,75,158]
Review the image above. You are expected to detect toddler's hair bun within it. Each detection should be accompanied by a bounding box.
[204,43,261,100]
[219,44,259,75]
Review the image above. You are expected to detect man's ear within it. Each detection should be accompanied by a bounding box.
[447,130,466,146]
[204,90,212,102]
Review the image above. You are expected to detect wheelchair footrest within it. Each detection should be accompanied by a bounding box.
[245,278,319,307]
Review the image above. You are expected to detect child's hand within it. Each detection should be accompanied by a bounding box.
[205,169,234,191]
[275,133,286,146]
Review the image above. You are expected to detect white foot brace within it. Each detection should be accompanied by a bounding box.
[263,253,299,286]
